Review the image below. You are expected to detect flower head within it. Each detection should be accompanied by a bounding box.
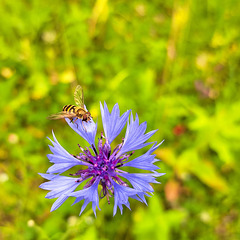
[40,102,164,216]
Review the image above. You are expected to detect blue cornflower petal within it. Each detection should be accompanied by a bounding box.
[112,181,139,216]
[65,118,97,147]
[38,173,58,181]
[119,173,156,192]
[116,113,157,157]
[119,173,160,203]
[69,179,100,216]
[122,141,164,171]
[119,173,159,204]
[39,174,81,211]
[46,131,86,174]
[129,194,146,203]
[100,102,130,144]
[151,171,166,178]
[50,195,69,212]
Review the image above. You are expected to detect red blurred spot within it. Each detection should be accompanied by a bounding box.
[173,124,185,136]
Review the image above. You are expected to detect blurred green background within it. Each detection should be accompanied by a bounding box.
[1,0,240,239]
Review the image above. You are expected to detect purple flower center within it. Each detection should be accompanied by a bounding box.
[72,133,134,203]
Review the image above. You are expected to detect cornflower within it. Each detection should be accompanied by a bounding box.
[39,102,164,216]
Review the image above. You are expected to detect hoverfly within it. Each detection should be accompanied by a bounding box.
[47,85,92,129]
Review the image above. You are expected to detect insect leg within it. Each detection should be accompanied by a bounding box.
[73,118,79,128]
[82,121,87,132]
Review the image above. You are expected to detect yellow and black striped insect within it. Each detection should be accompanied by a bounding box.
[47,85,92,127]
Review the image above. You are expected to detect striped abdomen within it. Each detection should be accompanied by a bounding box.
[63,104,77,113]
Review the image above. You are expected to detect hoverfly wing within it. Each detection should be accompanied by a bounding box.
[47,111,76,120]
[74,85,84,108]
